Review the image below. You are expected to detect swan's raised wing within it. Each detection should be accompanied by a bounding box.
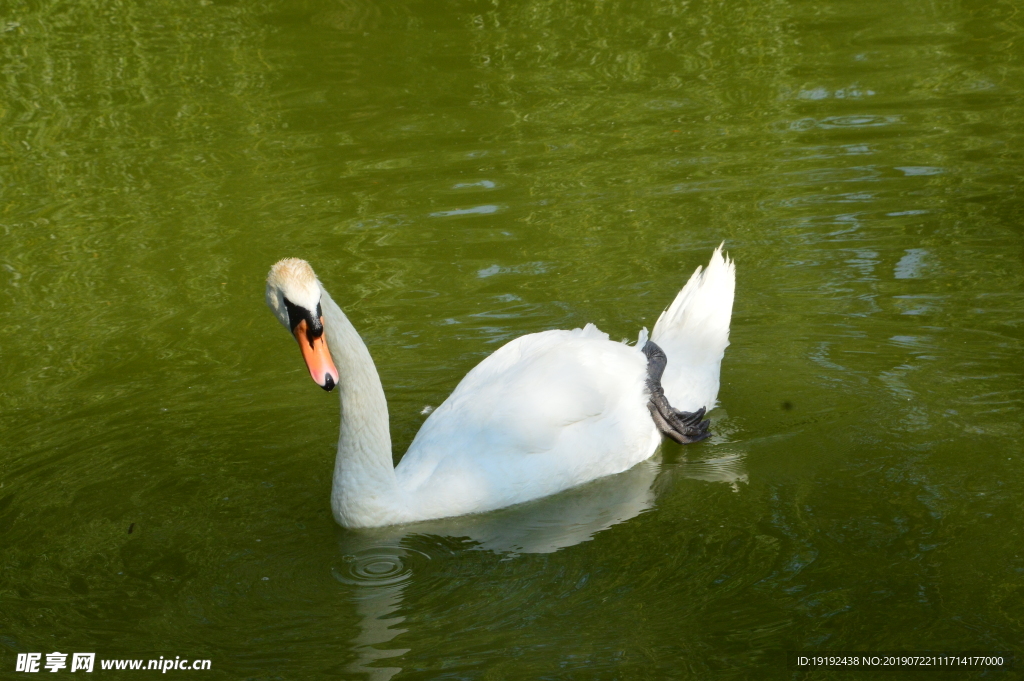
[395,325,659,516]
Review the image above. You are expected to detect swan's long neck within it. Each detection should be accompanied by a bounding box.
[319,288,404,528]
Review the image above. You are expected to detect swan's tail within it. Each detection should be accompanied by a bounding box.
[650,245,735,412]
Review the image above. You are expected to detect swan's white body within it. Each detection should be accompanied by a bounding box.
[268,247,735,528]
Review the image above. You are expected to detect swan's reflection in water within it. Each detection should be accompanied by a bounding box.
[333,446,748,680]
[331,547,424,680]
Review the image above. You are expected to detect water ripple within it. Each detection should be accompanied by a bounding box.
[331,546,432,587]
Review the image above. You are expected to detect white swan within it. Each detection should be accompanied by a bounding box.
[265,247,735,528]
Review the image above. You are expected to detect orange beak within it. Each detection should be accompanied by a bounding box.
[293,317,339,391]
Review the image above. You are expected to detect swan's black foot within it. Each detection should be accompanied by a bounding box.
[647,399,711,444]
[642,340,712,445]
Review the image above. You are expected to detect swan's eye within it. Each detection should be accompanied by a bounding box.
[283,297,324,343]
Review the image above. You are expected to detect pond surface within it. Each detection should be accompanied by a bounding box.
[1,0,1022,678]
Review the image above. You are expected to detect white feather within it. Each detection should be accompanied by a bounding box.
[651,244,735,412]
[395,325,659,520]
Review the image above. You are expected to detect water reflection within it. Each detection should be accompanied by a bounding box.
[334,447,748,678]
[332,547,424,680]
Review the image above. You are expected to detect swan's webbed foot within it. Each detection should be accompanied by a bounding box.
[651,401,708,444]
[642,340,712,445]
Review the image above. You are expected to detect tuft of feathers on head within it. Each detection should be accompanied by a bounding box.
[266,258,322,328]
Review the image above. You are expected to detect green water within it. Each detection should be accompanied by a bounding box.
[2,0,1023,678]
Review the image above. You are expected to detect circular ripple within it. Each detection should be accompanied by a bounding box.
[331,546,432,587]
[819,114,900,128]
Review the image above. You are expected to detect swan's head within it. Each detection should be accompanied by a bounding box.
[266,258,339,392]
